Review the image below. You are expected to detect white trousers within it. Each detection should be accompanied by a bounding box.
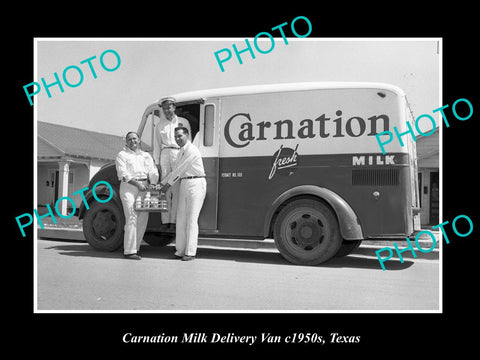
[120,181,149,255]
[160,148,180,224]
[175,178,206,257]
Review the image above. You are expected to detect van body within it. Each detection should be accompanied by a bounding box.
[80,82,421,265]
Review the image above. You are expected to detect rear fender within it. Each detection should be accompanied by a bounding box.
[264,185,364,240]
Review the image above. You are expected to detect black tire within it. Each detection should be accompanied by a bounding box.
[82,200,125,252]
[335,240,362,257]
[273,198,342,265]
[143,232,175,247]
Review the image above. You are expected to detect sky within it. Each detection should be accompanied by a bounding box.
[35,38,440,137]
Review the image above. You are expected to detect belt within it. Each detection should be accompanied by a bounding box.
[123,177,148,182]
[163,146,180,150]
[180,176,205,180]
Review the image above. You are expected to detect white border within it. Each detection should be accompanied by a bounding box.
[33,37,442,314]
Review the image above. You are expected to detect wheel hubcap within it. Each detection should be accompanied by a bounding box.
[92,210,117,240]
[286,213,325,251]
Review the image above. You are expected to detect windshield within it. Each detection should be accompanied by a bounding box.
[139,109,161,153]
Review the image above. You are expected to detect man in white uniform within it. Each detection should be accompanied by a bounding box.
[153,97,191,230]
[116,131,159,260]
[159,127,206,261]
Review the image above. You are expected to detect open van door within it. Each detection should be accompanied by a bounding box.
[137,99,220,238]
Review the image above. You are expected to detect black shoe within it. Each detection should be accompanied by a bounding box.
[182,255,195,261]
[124,253,141,260]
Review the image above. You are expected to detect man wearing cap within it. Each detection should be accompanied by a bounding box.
[116,131,159,260]
[153,97,192,230]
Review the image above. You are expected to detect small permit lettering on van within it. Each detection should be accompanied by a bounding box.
[221,172,243,178]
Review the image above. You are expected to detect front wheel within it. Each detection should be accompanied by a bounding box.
[273,198,342,265]
[82,200,125,252]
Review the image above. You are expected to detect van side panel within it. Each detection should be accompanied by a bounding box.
[219,88,404,157]
[217,153,410,238]
[215,88,411,239]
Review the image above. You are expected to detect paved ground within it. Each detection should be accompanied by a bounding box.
[36,237,440,312]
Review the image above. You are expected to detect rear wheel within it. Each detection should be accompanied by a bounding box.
[273,198,342,265]
[335,240,362,257]
[83,201,124,252]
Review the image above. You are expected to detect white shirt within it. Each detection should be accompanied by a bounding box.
[153,115,191,164]
[115,146,159,183]
[161,141,205,186]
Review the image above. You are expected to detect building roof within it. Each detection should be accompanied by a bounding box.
[37,121,125,161]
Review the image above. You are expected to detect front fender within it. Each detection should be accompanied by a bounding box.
[78,183,122,219]
[264,185,364,240]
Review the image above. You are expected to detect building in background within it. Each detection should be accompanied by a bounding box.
[416,128,439,226]
[37,121,125,215]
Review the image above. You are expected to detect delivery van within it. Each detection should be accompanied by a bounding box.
[79,82,421,265]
